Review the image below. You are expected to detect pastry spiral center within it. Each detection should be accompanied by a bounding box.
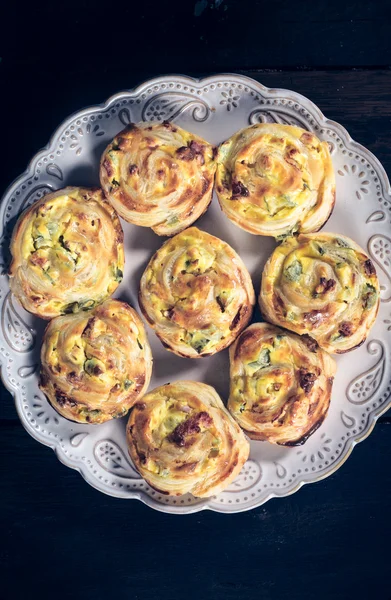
[279,243,359,316]
[233,336,314,427]
[121,148,186,204]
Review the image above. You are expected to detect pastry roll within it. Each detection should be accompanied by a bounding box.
[215,124,335,238]
[260,233,380,353]
[9,187,124,319]
[39,299,152,424]
[127,381,250,497]
[228,322,336,445]
[139,227,255,357]
[100,121,217,236]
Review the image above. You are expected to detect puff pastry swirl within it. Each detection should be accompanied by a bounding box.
[9,187,124,319]
[127,381,250,497]
[259,233,380,353]
[215,124,335,238]
[139,227,255,357]
[228,322,336,445]
[40,299,152,424]
[100,121,217,236]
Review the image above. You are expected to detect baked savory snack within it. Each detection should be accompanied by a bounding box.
[260,233,380,353]
[39,299,152,424]
[100,121,217,236]
[127,381,249,497]
[139,227,255,357]
[228,322,336,445]
[215,123,335,238]
[9,187,124,319]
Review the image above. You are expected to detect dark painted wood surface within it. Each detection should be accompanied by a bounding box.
[1,1,390,598]
[1,424,390,600]
[2,0,391,71]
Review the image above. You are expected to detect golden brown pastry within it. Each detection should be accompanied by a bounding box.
[9,187,124,320]
[139,227,255,357]
[260,233,380,353]
[228,322,336,445]
[39,299,152,424]
[99,121,217,236]
[127,381,250,497]
[215,123,335,238]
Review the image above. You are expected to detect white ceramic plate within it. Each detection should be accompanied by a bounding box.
[1,74,390,514]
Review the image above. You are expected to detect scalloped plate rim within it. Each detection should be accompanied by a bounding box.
[2,354,389,515]
[2,73,391,220]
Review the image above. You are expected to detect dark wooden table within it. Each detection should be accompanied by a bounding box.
[1,2,390,599]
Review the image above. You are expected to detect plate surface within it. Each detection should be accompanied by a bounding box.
[1,74,390,514]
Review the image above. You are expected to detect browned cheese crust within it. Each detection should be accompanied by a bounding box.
[40,299,152,424]
[228,322,336,445]
[139,227,255,357]
[127,381,249,497]
[100,121,217,235]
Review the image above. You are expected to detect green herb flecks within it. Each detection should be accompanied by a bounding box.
[63,301,79,314]
[362,284,378,310]
[115,267,123,282]
[84,358,104,376]
[33,235,48,250]
[284,260,303,282]
[113,407,129,419]
[280,194,297,208]
[124,379,133,390]
[47,222,58,236]
[334,238,349,248]
[190,336,210,354]
[43,270,55,285]
[273,334,286,348]
[167,215,179,226]
[287,311,297,321]
[248,348,271,370]
[216,295,226,312]
[276,224,300,242]
[78,407,102,422]
[265,195,296,217]
[81,299,95,311]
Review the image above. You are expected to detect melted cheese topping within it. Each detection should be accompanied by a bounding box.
[216,124,335,237]
[100,122,217,235]
[229,323,336,445]
[127,381,249,497]
[40,299,152,424]
[9,187,124,319]
[260,233,380,353]
[139,227,255,357]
